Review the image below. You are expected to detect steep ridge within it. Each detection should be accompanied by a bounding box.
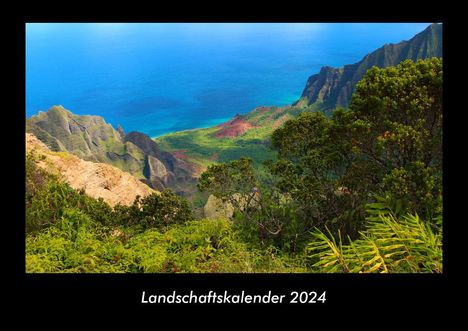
[26,133,155,206]
[26,106,144,175]
[26,106,196,194]
[297,23,442,111]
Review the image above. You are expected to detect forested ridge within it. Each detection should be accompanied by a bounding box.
[26,58,443,273]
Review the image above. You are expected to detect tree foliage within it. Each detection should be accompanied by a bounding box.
[114,189,194,231]
[269,58,443,238]
[198,157,310,251]
[198,157,258,207]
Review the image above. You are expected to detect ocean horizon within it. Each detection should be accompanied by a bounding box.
[26,23,431,137]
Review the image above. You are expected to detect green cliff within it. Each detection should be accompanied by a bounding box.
[297,23,442,111]
[26,106,196,194]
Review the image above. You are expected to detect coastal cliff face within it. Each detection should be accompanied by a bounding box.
[298,23,442,111]
[26,133,155,206]
[26,106,196,194]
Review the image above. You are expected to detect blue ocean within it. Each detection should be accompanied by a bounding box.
[26,23,431,137]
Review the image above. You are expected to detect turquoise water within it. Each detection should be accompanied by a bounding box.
[26,23,431,137]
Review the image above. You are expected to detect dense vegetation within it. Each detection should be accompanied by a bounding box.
[26,58,443,273]
[26,151,306,273]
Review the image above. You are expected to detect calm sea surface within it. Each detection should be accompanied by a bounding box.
[26,23,431,137]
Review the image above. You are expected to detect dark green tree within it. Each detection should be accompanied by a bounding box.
[270,111,366,238]
[198,157,258,210]
[115,189,194,231]
[346,58,442,219]
[270,58,443,237]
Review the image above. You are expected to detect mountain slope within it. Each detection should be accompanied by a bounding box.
[26,133,155,206]
[297,23,442,111]
[26,106,196,194]
[26,106,145,175]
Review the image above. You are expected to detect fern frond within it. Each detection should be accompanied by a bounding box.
[307,212,442,273]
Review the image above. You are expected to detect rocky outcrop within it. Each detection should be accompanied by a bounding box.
[147,155,168,178]
[117,124,126,139]
[203,195,234,219]
[145,155,170,190]
[26,133,154,206]
[301,66,343,105]
[298,23,443,111]
[203,192,261,219]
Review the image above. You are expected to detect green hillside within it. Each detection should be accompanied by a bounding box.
[156,105,306,171]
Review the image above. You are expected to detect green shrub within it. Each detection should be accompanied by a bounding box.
[114,189,194,231]
[26,208,130,273]
[382,162,442,220]
[26,151,50,201]
[125,218,248,272]
[125,218,307,273]
[26,215,307,273]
